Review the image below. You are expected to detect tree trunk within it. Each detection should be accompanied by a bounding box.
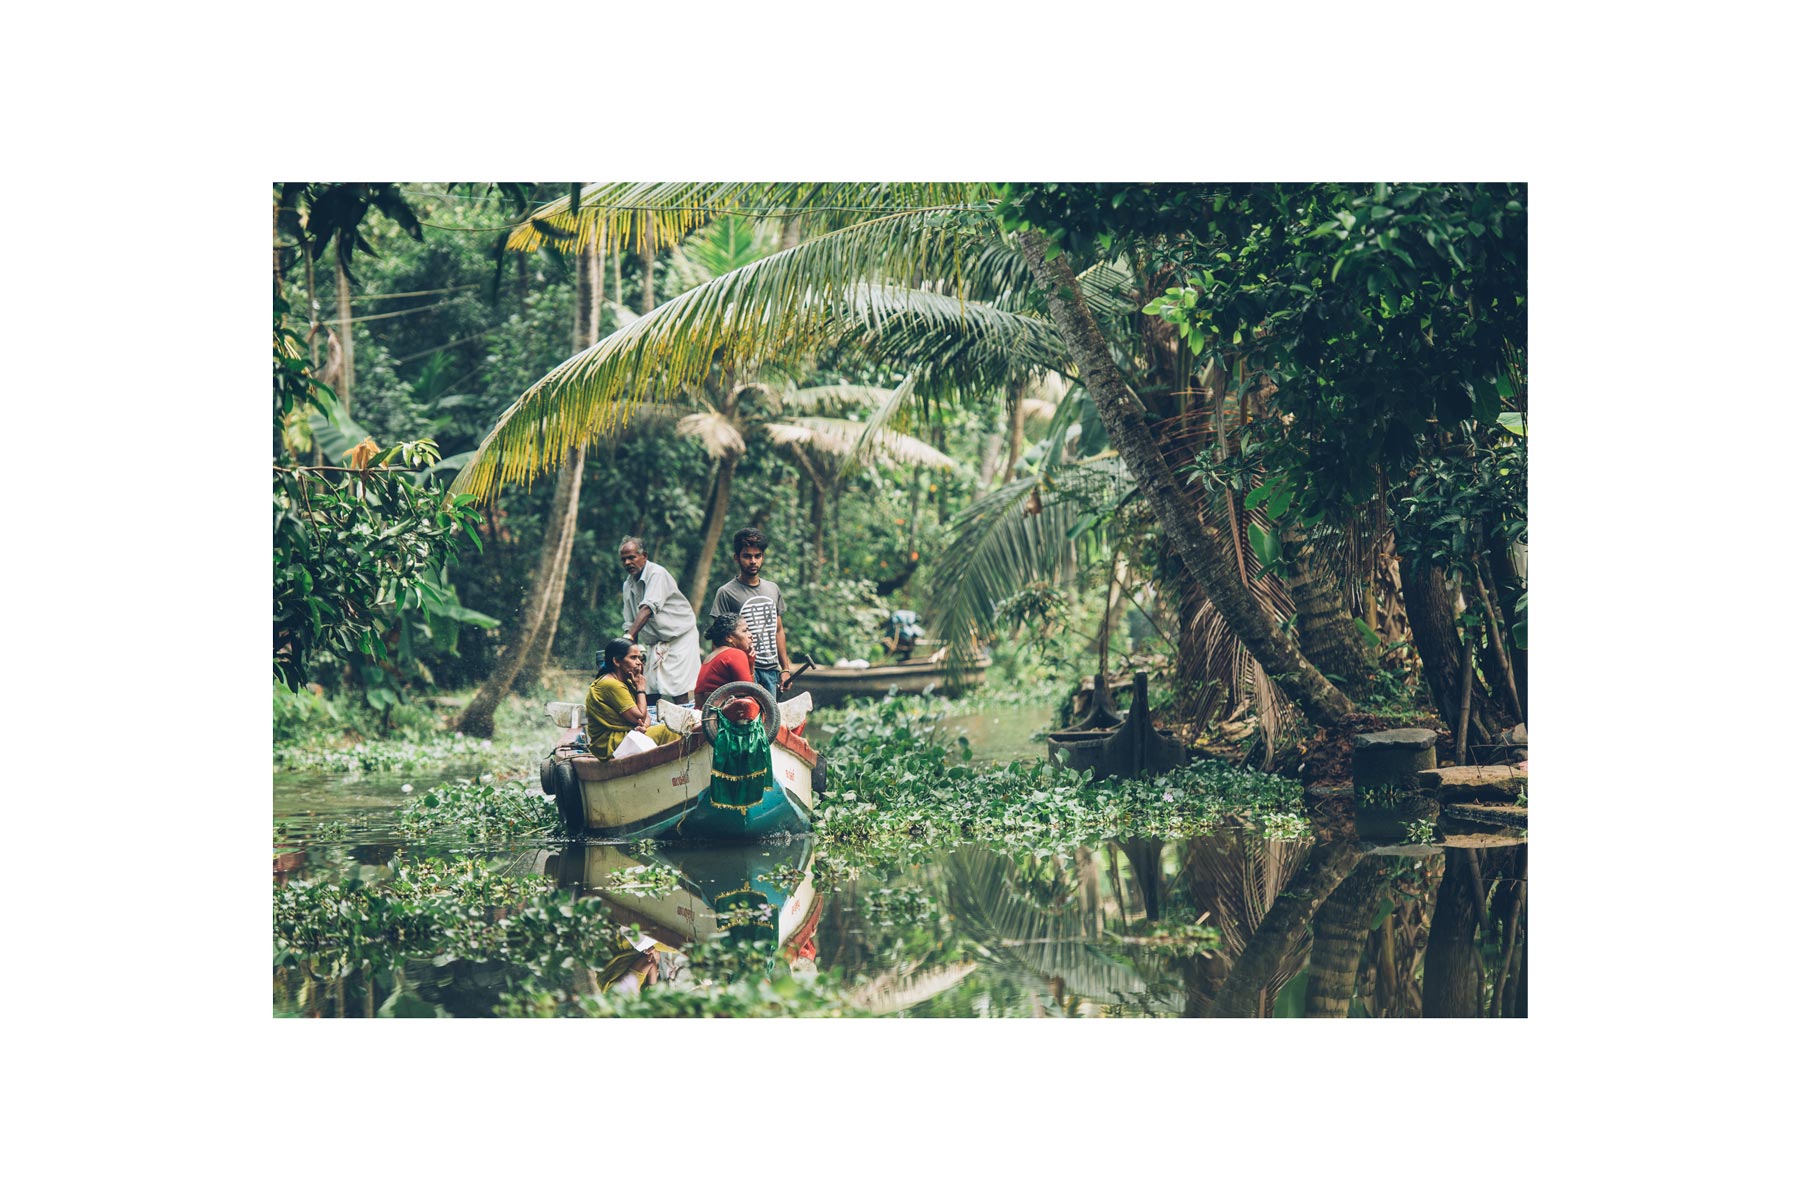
[516,240,603,693]
[1422,849,1485,1017]
[1123,837,1162,922]
[334,256,355,414]
[1473,557,1523,725]
[685,453,738,604]
[1485,531,1527,719]
[1303,856,1388,1017]
[973,430,1005,500]
[304,252,320,370]
[458,454,585,737]
[1210,841,1365,1017]
[1018,231,1353,729]
[1399,552,1501,743]
[514,446,586,692]
[1001,377,1027,485]
[641,245,655,313]
[1282,524,1374,696]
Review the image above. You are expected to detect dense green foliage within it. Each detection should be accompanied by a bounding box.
[272,301,487,693]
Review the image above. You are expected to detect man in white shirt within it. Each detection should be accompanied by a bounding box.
[619,537,700,710]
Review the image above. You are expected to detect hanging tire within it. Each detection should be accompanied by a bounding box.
[811,758,829,795]
[552,761,585,834]
[539,756,558,797]
[700,680,780,745]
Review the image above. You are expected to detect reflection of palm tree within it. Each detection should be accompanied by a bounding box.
[1174,829,1316,1016]
[941,846,1175,1013]
[1210,841,1366,1018]
[1302,857,1390,1017]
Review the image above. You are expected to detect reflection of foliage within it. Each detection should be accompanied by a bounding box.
[1117,917,1224,961]
[564,937,863,1018]
[274,853,637,1018]
[604,863,683,896]
[941,847,1171,1011]
[857,884,940,929]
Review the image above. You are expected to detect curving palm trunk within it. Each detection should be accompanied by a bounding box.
[516,239,604,692]
[1282,525,1375,697]
[513,445,585,691]
[1422,849,1485,1017]
[1399,552,1503,743]
[1209,840,1366,1017]
[685,452,738,604]
[1303,856,1389,1016]
[458,445,584,737]
[1018,231,1353,729]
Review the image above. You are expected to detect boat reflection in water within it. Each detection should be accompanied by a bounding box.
[544,836,822,995]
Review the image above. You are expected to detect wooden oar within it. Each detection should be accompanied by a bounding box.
[781,653,816,696]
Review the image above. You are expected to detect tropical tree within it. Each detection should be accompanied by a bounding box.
[272,301,485,693]
[453,183,1524,739]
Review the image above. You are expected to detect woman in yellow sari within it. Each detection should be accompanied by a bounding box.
[586,638,683,759]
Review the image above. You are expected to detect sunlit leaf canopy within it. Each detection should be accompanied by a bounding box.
[504,181,996,256]
[453,183,1063,500]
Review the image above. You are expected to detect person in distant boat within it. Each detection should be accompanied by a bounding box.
[619,537,700,715]
[694,613,759,721]
[586,638,681,760]
[708,527,794,700]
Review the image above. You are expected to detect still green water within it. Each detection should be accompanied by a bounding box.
[273,702,1524,1018]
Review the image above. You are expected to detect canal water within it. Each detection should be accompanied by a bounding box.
[273,702,1525,1018]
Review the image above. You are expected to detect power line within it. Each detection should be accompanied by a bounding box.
[320,298,475,326]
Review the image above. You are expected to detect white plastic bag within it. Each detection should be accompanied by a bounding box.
[612,729,659,759]
[658,702,700,736]
[777,691,814,730]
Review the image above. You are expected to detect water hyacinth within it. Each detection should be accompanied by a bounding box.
[811,694,1305,875]
[395,781,561,843]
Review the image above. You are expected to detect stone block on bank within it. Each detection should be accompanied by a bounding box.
[1418,764,1528,802]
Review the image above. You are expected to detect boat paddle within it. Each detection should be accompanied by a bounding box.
[781,653,816,697]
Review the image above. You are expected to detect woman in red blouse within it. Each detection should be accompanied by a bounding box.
[694,613,758,720]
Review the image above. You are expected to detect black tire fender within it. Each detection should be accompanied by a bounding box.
[552,761,585,834]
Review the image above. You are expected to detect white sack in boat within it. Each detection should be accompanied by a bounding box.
[778,691,813,729]
[612,729,659,759]
[657,702,701,736]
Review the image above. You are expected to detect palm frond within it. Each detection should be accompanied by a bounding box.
[507,182,995,255]
[763,415,954,470]
[837,370,919,474]
[454,208,993,499]
[926,458,1132,662]
[837,287,1068,401]
[1076,256,1141,322]
[666,215,783,291]
[675,410,745,460]
[1019,395,1059,430]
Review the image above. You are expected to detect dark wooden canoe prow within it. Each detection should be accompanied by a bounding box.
[1071,671,1124,730]
[1046,672,1186,781]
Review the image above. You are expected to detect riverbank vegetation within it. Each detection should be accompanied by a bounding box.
[272,181,1526,1019]
[271,182,1525,763]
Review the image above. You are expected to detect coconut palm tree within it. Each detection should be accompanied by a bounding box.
[452,183,1357,728]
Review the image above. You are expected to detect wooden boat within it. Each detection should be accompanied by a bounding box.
[803,647,991,707]
[539,682,825,840]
